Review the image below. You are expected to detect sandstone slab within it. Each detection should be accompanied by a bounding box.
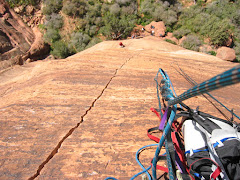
[0,37,239,180]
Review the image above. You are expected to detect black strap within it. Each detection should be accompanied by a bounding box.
[166,129,177,179]
[192,112,220,134]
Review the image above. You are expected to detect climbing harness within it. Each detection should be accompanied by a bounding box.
[105,65,240,180]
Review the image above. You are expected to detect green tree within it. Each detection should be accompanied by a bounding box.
[51,40,70,58]
[43,29,61,44]
[181,35,202,51]
[68,32,91,53]
[100,12,136,40]
[62,0,87,17]
[42,0,63,15]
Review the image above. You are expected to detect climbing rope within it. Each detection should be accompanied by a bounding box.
[105,65,240,180]
[174,64,240,121]
[168,65,240,106]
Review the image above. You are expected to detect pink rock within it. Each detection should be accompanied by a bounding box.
[216,47,236,61]
[145,21,166,37]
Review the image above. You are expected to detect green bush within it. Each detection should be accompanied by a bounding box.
[140,0,181,28]
[62,0,87,17]
[207,51,217,56]
[234,42,240,62]
[85,24,97,37]
[181,35,202,51]
[165,39,177,45]
[86,37,102,49]
[43,29,61,44]
[68,32,91,53]
[45,13,63,29]
[200,16,233,46]
[51,40,70,58]
[173,28,191,39]
[6,0,37,7]
[75,18,88,30]
[85,3,103,26]
[175,0,238,47]
[100,12,136,40]
[109,3,121,15]
[42,0,63,15]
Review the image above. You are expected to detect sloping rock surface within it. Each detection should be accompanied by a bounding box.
[0,36,239,180]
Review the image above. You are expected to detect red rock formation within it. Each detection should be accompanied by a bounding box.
[145,21,166,37]
[0,0,34,52]
[0,0,49,71]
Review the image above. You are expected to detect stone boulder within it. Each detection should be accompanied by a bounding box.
[145,21,166,37]
[216,47,236,61]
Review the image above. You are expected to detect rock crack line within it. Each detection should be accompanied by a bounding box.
[29,55,134,180]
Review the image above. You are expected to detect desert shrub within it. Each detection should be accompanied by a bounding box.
[68,32,91,53]
[44,13,63,29]
[234,42,240,62]
[86,37,102,49]
[43,29,61,44]
[6,0,37,7]
[181,35,202,51]
[100,12,136,40]
[140,0,155,17]
[162,9,178,26]
[75,18,88,30]
[152,6,165,21]
[84,24,97,37]
[42,0,63,15]
[173,29,191,39]
[109,3,121,15]
[140,0,181,28]
[116,0,134,6]
[51,40,70,58]
[85,3,103,26]
[101,3,110,15]
[121,4,137,15]
[176,0,237,47]
[207,51,217,56]
[62,0,87,17]
[95,17,103,27]
[200,16,234,46]
[165,39,177,45]
[206,0,239,21]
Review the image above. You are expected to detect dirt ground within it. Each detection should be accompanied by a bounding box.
[0,36,239,180]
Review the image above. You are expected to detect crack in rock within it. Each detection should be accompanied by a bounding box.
[28,55,134,180]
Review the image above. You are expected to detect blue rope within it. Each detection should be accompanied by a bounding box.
[152,69,177,180]
[104,177,118,180]
[134,144,158,180]
[164,139,175,180]
[152,105,177,180]
[178,66,240,120]
[130,165,152,180]
[104,144,159,180]
[168,65,240,106]
[154,70,164,118]
[165,71,182,109]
